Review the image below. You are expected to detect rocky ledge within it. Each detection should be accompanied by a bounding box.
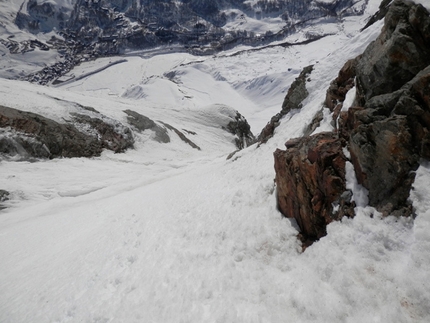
[273,0,430,247]
[0,105,134,160]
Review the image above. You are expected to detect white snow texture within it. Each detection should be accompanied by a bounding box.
[1,0,429,322]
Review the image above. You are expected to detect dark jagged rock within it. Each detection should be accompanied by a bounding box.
[259,65,313,143]
[342,0,430,216]
[355,0,430,104]
[0,128,51,159]
[274,132,354,246]
[361,0,392,31]
[0,190,10,202]
[124,110,170,144]
[342,65,430,216]
[281,65,314,113]
[226,112,255,149]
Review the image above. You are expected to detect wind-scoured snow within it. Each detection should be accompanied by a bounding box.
[1,0,430,322]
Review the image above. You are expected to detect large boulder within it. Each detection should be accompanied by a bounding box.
[274,133,354,246]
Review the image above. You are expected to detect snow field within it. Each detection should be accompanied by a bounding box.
[1,1,430,322]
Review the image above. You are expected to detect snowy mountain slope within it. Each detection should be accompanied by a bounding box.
[1,0,430,322]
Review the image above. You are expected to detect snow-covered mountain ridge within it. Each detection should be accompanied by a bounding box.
[1,0,430,322]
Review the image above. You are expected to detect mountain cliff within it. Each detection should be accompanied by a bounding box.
[273,0,430,246]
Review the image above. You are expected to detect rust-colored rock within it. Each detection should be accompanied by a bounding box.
[274,132,354,244]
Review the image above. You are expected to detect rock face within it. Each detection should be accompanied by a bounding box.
[259,65,313,143]
[274,0,430,245]
[361,0,392,31]
[344,63,430,216]
[356,0,430,104]
[345,0,430,216]
[274,133,354,245]
[0,105,133,160]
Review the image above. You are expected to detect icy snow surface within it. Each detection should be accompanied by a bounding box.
[1,1,430,322]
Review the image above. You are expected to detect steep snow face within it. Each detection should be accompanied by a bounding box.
[1,0,430,322]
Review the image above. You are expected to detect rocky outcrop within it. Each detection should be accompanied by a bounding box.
[0,105,103,159]
[355,0,430,104]
[343,0,430,216]
[274,133,355,246]
[0,189,10,210]
[124,110,170,144]
[361,0,392,31]
[342,64,430,216]
[259,65,313,143]
[226,112,255,149]
[71,112,134,153]
[274,0,430,246]
[158,121,201,150]
[0,105,133,160]
[325,56,360,121]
